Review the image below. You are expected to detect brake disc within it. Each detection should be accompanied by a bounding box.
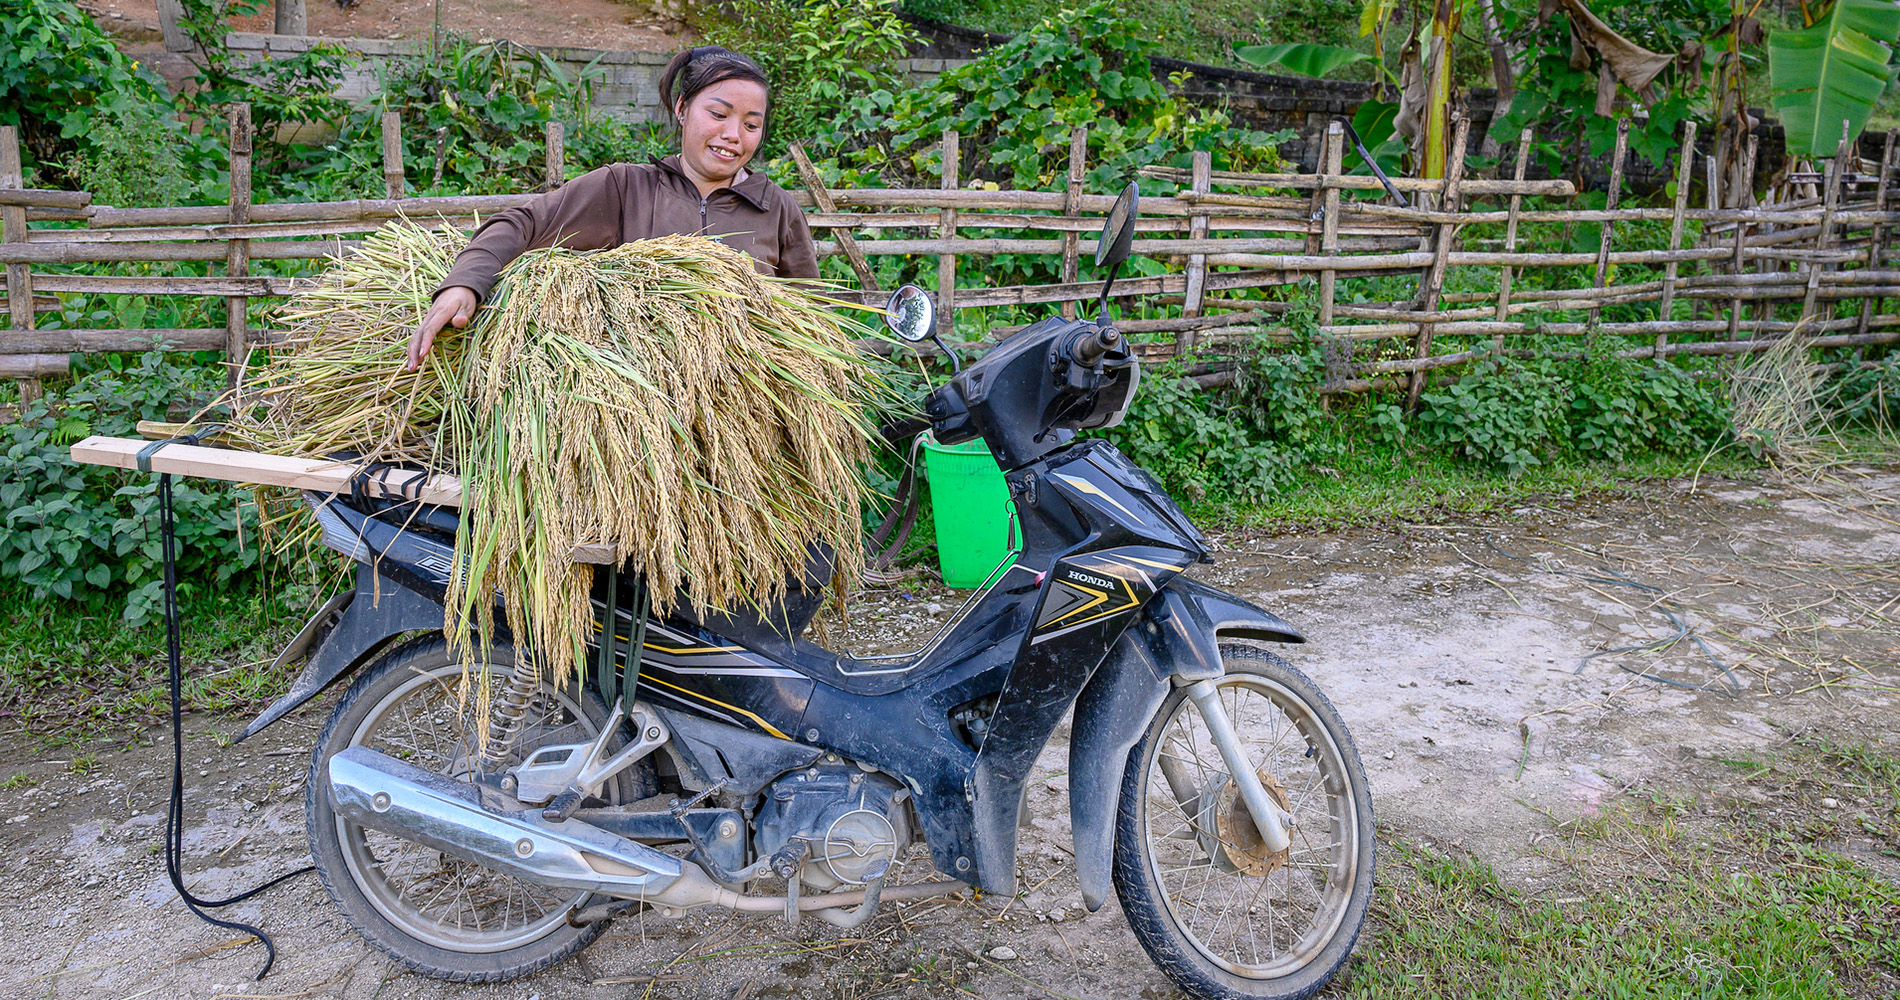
[1215,767,1293,877]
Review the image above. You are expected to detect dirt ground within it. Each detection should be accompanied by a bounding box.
[2,467,1896,999]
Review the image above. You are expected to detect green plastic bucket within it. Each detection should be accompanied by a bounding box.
[922,436,1018,588]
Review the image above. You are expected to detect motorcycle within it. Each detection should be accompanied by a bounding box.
[246,183,1374,999]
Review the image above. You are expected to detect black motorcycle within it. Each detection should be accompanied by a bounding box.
[247,184,1374,999]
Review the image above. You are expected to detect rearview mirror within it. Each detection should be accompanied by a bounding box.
[1094,182,1139,268]
[883,284,935,343]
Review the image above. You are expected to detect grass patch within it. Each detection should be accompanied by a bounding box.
[0,580,306,743]
[1350,834,1900,998]
[1189,441,1768,533]
[1344,737,1900,998]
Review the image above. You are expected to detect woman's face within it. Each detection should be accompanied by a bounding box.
[675,78,768,195]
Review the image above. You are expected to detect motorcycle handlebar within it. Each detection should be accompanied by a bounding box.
[1072,326,1121,366]
[879,414,932,445]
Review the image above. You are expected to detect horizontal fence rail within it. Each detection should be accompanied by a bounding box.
[2,110,1897,404]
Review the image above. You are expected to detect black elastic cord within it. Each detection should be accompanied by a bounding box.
[154,450,314,980]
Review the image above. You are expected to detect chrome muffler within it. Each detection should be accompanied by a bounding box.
[327,746,684,896]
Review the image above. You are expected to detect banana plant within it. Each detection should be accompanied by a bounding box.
[1767,0,1900,157]
[1236,43,1370,79]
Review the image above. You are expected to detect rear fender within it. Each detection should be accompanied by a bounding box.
[236,563,445,742]
[1067,576,1304,911]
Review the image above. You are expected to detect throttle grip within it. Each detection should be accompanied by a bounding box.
[1072,326,1121,366]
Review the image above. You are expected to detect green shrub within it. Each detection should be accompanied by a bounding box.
[0,0,178,179]
[811,2,1290,191]
[1415,355,1573,474]
[1,353,259,626]
[1832,353,1900,427]
[703,0,921,160]
[64,100,201,208]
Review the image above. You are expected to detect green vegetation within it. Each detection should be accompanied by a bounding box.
[1351,736,1900,998]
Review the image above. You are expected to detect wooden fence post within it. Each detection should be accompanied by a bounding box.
[789,142,878,291]
[1727,133,1758,337]
[1060,128,1088,321]
[1589,119,1630,325]
[545,121,565,190]
[1,125,46,403]
[1659,121,1697,357]
[937,130,958,341]
[1494,127,1532,350]
[1315,124,1343,330]
[382,112,405,200]
[1802,120,1852,321]
[1859,129,1897,335]
[1406,117,1468,412]
[226,104,253,389]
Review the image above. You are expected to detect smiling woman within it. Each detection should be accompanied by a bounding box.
[407,45,818,369]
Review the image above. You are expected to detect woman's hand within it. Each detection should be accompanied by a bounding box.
[406,286,479,371]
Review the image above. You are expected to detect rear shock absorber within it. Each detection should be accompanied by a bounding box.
[481,658,541,770]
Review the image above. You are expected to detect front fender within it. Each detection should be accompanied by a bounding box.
[1067,576,1304,911]
[235,564,444,742]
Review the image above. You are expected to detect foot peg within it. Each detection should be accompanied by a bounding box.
[509,699,669,812]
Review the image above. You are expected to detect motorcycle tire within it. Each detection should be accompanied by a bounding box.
[305,633,640,982]
[1113,644,1374,1000]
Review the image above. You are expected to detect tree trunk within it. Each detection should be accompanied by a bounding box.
[156,0,192,52]
[275,0,306,34]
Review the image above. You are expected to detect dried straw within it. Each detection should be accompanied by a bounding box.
[233,221,893,694]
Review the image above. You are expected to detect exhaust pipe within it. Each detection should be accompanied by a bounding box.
[327,746,684,896]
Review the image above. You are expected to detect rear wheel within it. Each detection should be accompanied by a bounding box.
[306,634,636,982]
[1113,644,1374,1000]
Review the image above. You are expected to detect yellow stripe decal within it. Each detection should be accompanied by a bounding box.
[635,673,791,740]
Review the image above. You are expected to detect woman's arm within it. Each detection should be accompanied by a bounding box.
[407,166,630,369]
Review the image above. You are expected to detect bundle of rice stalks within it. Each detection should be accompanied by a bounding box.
[233,221,893,694]
[1728,326,1834,471]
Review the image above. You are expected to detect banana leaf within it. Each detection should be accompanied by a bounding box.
[1767,0,1900,158]
[1237,43,1371,79]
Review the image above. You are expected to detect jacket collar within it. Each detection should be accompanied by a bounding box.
[652,155,770,211]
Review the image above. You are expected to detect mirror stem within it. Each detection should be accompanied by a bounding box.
[930,334,961,375]
[1095,260,1122,325]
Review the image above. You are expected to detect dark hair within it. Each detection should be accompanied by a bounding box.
[658,45,772,141]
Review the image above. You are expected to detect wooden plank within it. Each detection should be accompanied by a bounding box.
[545,121,564,189]
[0,328,238,354]
[1729,134,1759,338]
[937,130,958,341]
[0,240,365,264]
[0,189,91,210]
[1060,128,1087,321]
[382,112,405,200]
[28,275,305,295]
[1590,119,1630,324]
[0,354,67,378]
[1138,165,1575,196]
[2,125,40,405]
[1658,121,1697,357]
[227,105,253,389]
[89,195,533,228]
[70,435,464,505]
[789,142,878,291]
[1406,117,1469,412]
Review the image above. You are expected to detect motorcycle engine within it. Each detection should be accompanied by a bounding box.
[753,760,912,891]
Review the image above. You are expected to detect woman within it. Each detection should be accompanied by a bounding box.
[405,45,819,370]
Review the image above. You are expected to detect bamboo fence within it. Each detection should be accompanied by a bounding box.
[3,107,1897,410]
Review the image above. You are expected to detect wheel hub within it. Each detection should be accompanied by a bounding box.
[1215,766,1292,877]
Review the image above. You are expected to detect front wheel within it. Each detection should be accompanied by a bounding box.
[1113,644,1374,1000]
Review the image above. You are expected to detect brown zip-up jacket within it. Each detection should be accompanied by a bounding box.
[436,155,819,302]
